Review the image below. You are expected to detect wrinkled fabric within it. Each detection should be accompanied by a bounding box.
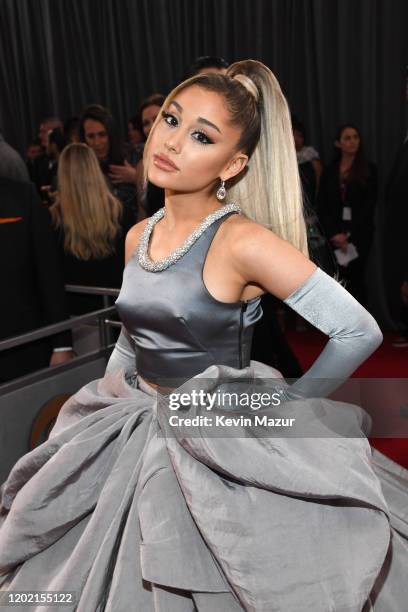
[0,361,407,611]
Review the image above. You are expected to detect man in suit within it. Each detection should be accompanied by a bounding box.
[0,177,73,383]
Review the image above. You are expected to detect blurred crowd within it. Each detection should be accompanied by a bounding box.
[0,55,407,384]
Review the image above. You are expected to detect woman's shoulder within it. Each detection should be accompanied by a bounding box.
[220,212,284,258]
[124,217,150,264]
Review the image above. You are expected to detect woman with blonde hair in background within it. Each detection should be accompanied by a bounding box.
[0,61,407,610]
[50,143,135,314]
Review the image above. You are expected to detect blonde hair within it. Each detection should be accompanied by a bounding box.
[143,59,309,257]
[51,143,123,260]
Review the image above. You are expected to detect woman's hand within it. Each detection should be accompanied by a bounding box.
[108,160,138,184]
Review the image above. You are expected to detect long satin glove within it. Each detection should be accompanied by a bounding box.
[281,266,383,400]
[105,326,136,374]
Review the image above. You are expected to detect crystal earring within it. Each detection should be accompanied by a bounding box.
[216,179,226,201]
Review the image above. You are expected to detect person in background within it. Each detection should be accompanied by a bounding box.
[291,114,322,207]
[80,104,138,221]
[110,95,166,219]
[25,138,43,182]
[291,115,336,277]
[0,176,73,383]
[182,54,229,79]
[317,124,377,308]
[64,116,81,144]
[139,94,166,143]
[26,139,43,163]
[50,143,135,315]
[0,130,30,182]
[47,128,67,163]
[38,117,63,149]
[127,115,144,147]
[31,117,63,200]
[42,128,68,202]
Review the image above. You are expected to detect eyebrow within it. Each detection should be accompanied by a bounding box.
[169,100,221,134]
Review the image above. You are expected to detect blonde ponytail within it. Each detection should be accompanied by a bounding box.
[226,60,309,257]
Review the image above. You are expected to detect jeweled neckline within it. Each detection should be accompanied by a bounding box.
[138,202,241,272]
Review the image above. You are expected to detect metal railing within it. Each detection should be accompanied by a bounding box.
[0,285,123,392]
[0,305,117,352]
[0,285,122,353]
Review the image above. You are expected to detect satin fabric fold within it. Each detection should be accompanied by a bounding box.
[0,362,407,611]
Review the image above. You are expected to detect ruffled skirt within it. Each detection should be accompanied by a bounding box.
[0,361,407,611]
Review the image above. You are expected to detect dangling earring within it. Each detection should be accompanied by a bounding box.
[216,179,226,201]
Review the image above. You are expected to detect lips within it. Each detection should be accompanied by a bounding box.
[153,153,179,171]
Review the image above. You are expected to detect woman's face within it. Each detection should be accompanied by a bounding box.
[336,127,360,156]
[83,119,110,160]
[146,86,247,195]
[142,105,162,138]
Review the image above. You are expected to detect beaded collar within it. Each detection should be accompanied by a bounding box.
[138,202,241,272]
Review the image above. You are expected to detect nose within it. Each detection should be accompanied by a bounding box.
[165,133,182,154]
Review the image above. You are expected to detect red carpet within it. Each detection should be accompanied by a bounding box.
[286,328,408,468]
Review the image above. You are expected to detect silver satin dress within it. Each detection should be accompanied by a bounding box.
[0,205,407,611]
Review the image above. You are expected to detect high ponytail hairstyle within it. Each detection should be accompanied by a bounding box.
[143,59,309,257]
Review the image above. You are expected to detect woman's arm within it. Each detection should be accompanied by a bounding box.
[231,221,383,399]
[281,266,382,399]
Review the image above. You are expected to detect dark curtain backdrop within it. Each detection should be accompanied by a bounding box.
[0,0,407,325]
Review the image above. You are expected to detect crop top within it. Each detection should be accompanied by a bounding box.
[115,205,262,384]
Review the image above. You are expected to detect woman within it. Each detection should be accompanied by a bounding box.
[80,104,139,222]
[1,61,407,611]
[318,124,377,307]
[50,143,134,314]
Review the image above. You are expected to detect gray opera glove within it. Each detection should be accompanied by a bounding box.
[105,326,136,374]
[281,266,383,400]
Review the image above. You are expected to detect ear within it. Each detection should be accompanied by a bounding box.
[334,140,341,149]
[221,152,249,182]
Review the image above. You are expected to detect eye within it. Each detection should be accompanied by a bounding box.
[192,130,213,145]
[161,110,178,127]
